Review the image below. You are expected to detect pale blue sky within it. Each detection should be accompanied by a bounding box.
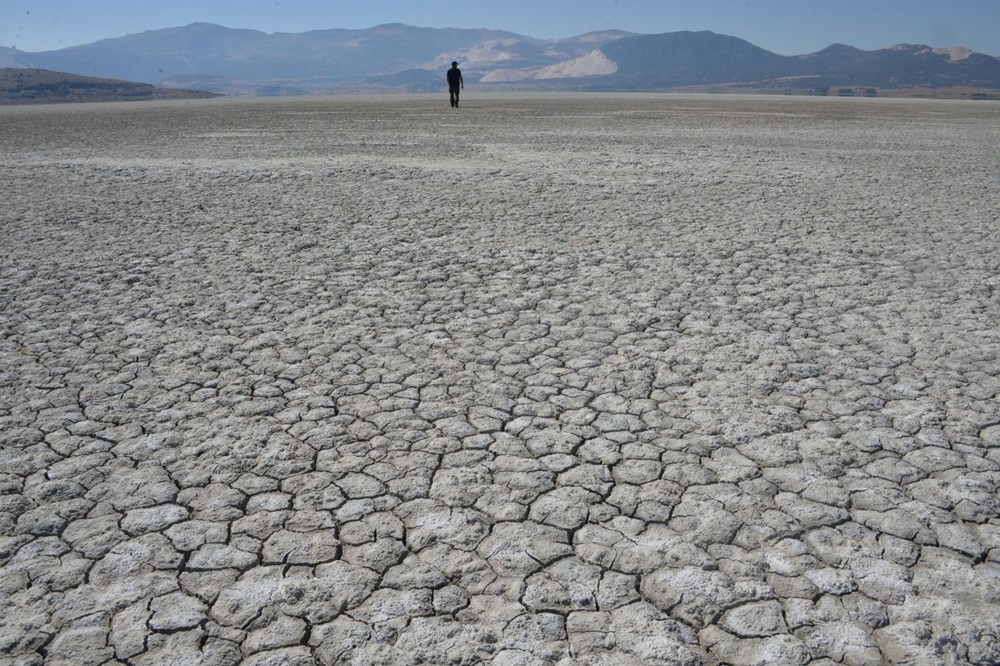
[3,0,999,56]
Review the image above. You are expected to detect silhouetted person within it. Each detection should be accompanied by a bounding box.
[447,61,464,108]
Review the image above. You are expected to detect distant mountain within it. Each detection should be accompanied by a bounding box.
[594,32,1000,90]
[6,24,999,95]
[598,31,794,88]
[0,46,24,68]
[467,31,632,82]
[793,41,1000,88]
[0,68,220,104]
[13,23,528,85]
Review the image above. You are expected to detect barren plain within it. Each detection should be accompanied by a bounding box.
[1,93,999,665]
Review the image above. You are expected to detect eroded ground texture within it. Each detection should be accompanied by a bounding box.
[1,94,999,665]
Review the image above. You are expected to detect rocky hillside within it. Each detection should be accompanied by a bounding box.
[0,68,220,104]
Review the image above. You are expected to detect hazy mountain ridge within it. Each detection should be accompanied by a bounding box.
[599,31,796,88]
[788,41,1000,88]
[0,46,23,68]
[595,32,1000,90]
[6,23,999,95]
[13,23,532,85]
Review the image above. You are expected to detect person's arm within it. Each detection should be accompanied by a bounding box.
[460,73,464,89]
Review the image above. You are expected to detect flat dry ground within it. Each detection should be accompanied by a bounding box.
[1,93,999,665]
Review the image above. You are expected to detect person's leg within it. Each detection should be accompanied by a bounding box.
[449,89,457,107]
[454,88,460,107]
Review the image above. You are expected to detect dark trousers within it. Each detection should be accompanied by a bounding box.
[449,87,461,107]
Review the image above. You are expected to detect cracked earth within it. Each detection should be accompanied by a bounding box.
[1,93,999,665]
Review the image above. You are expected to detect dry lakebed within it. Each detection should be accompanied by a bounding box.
[1,93,999,665]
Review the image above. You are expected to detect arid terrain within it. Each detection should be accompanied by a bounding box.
[1,93,999,665]
[0,68,220,105]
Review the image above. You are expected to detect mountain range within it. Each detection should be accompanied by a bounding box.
[4,23,1000,96]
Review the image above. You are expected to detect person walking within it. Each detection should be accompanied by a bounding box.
[447,61,464,108]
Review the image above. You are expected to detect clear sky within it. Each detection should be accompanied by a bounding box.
[3,0,999,56]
